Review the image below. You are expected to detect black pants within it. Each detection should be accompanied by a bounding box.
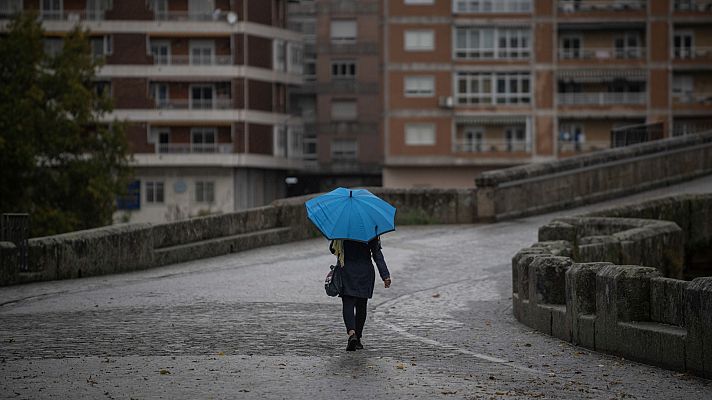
[341,295,368,337]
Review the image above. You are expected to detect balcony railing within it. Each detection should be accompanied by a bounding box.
[672,93,712,105]
[33,9,108,21]
[156,143,233,154]
[152,55,233,66]
[674,0,712,11]
[453,0,532,13]
[673,47,712,60]
[153,11,229,21]
[672,120,712,136]
[558,0,646,12]
[558,140,610,153]
[558,47,646,60]
[558,92,646,105]
[154,98,233,110]
[453,139,531,153]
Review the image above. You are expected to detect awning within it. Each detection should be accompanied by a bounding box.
[455,115,528,125]
[557,69,646,82]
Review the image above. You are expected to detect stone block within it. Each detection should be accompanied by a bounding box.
[685,277,712,379]
[531,240,573,257]
[650,277,687,327]
[529,256,572,305]
[0,241,18,285]
[595,265,661,355]
[617,322,687,372]
[566,262,611,346]
[577,236,621,264]
[512,247,551,295]
[538,220,576,243]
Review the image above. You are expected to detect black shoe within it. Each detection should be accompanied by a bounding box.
[346,334,358,351]
[355,338,363,350]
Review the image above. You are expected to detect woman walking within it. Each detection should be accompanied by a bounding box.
[330,237,391,351]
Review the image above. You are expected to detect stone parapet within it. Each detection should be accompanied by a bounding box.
[476,131,712,221]
[513,193,712,378]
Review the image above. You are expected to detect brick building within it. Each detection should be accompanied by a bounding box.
[383,0,712,188]
[287,0,383,194]
[1,0,305,223]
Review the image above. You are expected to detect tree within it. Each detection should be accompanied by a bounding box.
[0,13,131,237]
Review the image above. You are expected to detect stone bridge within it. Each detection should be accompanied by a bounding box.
[1,133,712,398]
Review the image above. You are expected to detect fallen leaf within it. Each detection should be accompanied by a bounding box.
[395,363,406,370]
[217,352,225,356]
[432,293,441,298]
[159,369,170,375]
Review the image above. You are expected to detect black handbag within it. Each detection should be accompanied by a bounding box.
[325,264,343,297]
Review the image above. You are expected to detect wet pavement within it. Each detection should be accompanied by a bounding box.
[2,176,712,399]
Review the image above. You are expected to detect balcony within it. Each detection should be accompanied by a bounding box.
[674,0,712,12]
[155,143,233,154]
[558,140,610,153]
[319,1,379,14]
[673,47,712,61]
[558,47,646,61]
[453,0,532,13]
[317,42,379,55]
[152,55,233,66]
[153,10,231,22]
[558,92,646,105]
[673,92,712,105]
[154,99,233,110]
[558,0,646,13]
[29,9,109,21]
[453,139,531,153]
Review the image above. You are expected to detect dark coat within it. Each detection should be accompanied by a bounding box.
[330,238,390,299]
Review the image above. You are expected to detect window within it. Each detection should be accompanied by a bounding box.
[331,20,357,43]
[86,0,112,20]
[0,0,23,17]
[151,127,171,152]
[404,30,434,51]
[504,125,527,151]
[188,0,213,20]
[405,124,436,145]
[559,35,581,59]
[150,40,170,64]
[190,85,214,109]
[90,36,112,59]
[41,0,62,19]
[150,83,169,107]
[331,139,358,160]
[151,0,168,19]
[455,27,529,59]
[195,181,215,203]
[331,100,357,120]
[43,37,63,57]
[191,127,216,152]
[456,72,530,105]
[404,76,435,97]
[559,123,583,142]
[459,127,483,152]
[453,0,531,13]
[614,32,641,59]
[190,40,214,65]
[273,40,286,71]
[145,181,164,203]
[304,59,316,81]
[94,80,111,98]
[287,42,303,74]
[673,31,693,59]
[331,60,356,79]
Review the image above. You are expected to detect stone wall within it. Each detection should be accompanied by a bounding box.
[476,131,712,221]
[0,188,474,286]
[513,194,712,378]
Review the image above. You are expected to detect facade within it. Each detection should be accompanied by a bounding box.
[1,0,305,223]
[383,0,712,188]
[286,0,383,195]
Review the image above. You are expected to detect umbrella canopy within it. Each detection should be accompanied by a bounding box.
[305,187,396,243]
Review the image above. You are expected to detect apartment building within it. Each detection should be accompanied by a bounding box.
[384,0,712,188]
[0,0,305,223]
[286,0,383,194]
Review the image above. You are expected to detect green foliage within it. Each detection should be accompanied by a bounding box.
[0,13,131,237]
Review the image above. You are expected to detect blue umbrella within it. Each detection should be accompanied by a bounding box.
[305,187,396,243]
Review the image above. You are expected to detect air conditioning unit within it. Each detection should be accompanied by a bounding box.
[438,96,454,108]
